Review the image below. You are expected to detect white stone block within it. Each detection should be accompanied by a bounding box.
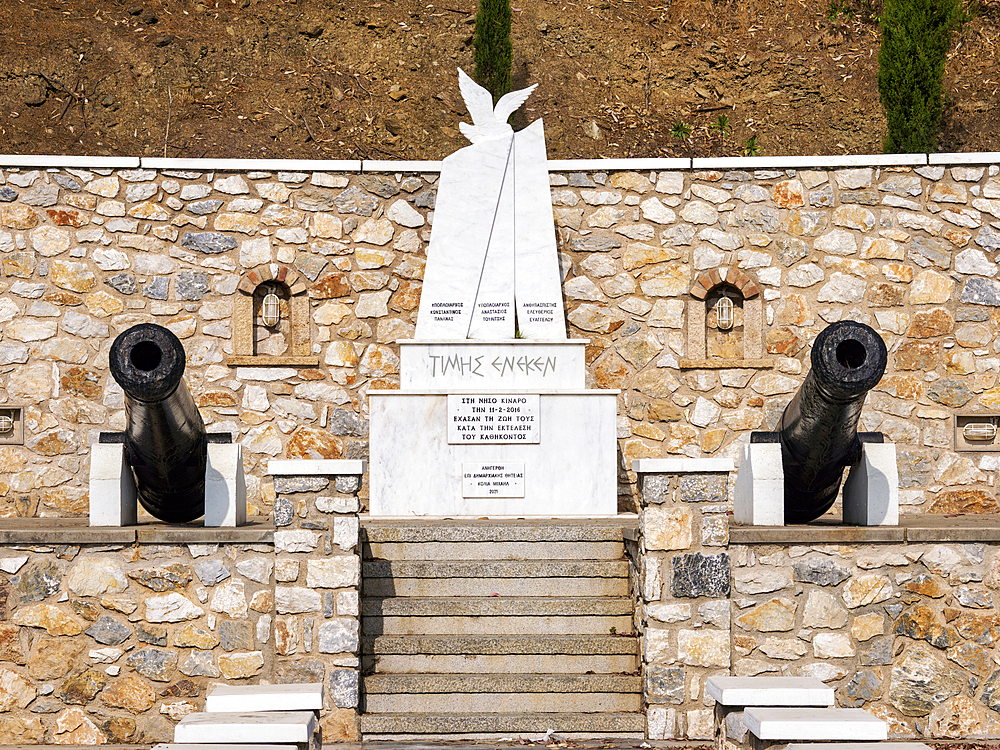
[743,707,887,741]
[843,442,898,526]
[204,443,246,527]
[88,443,137,527]
[632,458,734,474]
[173,711,316,744]
[399,340,586,390]
[733,442,784,526]
[706,676,834,707]
[205,683,324,713]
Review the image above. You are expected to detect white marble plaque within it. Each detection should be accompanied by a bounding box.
[400,341,586,390]
[462,462,525,497]
[448,394,540,444]
[514,120,567,339]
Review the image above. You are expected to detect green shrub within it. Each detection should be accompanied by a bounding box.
[474,0,513,104]
[878,0,964,153]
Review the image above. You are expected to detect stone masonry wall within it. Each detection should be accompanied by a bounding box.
[2,160,1000,514]
[640,469,731,741]
[0,540,277,744]
[731,540,1000,742]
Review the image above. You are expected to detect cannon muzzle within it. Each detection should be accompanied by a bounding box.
[109,323,207,523]
[774,320,887,523]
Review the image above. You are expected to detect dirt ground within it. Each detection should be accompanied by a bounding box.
[0,0,998,161]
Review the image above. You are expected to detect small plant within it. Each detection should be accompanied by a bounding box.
[878,0,964,153]
[742,134,761,156]
[473,0,513,104]
[709,113,732,140]
[670,120,693,143]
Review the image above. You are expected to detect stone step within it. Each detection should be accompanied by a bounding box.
[744,707,888,741]
[363,596,634,617]
[786,745,933,750]
[364,690,642,713]
[363,634,638,656]
[364,539,625,561]
[205,683,324,713]
[707,676,834,706]
[362,613,632,636]
[174,711,316,746]
[363,559,629,578]
[359,711,645,738]
[361,518,636,544]
[364,576,628,598]
[364,653,639,675]
[155,745,297,750]
[365,673,642,694]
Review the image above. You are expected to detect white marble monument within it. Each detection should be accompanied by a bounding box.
[369,70,617,517]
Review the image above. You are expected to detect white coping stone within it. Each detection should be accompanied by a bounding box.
[843,442,899,526]
[88,443,137,527]
[362,160,444,172]
[929,151,1000,164]
[205,683,324,713]
[787,745,932,750]
[706,676,834,707]
[368,390,617,516]
[173,711,316,744]
[692,154,927,169]
[155,746,297,750]
[632,458,734,474]
[399,340,586,390]
[267,459,367,476]
[733,442,784,526]
[140,158,361,171]
[547,158,690,170]
[203,443,247,528]
[0,155,141,168]
[743,707,887,741]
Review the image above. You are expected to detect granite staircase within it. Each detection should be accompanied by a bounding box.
[358,518,643,740]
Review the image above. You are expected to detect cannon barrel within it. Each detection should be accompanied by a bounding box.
[777,320,887,524]
[109,323,206,523]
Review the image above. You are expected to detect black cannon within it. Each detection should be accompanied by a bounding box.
[108,323,208,523]
[753,320,888,524]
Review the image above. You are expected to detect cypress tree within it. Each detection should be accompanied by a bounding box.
[474,0,513,104]
[878,0,963,153]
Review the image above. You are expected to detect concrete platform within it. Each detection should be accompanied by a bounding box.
[205,683,324,713]
[744,708,887,741]
[707,676,834,706]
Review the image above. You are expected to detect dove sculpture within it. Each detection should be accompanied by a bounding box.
[457,67,538,144]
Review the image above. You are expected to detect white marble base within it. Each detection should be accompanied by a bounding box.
[205,683,324,713]
[632,458,734,474]
[204,443,247,528]
[399,340,587,390]
[843,442,899,526]
[706,676,833,707]
[743,707,887,741]
[733,442,784,526]
[369,390,617,516]
[89,443,138,527]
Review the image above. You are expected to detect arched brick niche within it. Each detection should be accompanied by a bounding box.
[227,264,319,366]
[680,267,768,369]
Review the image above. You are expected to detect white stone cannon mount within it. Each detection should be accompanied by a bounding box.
[734,431,899,527]
[89,431,246,528]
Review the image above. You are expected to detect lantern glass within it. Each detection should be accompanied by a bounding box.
[717,295,734,330]
[262,287,281,327]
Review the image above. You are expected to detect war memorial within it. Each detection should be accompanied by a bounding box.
[0,69,999,747]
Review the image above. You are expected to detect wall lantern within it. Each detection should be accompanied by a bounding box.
[716,296,734,331]
[261,285,281,327]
